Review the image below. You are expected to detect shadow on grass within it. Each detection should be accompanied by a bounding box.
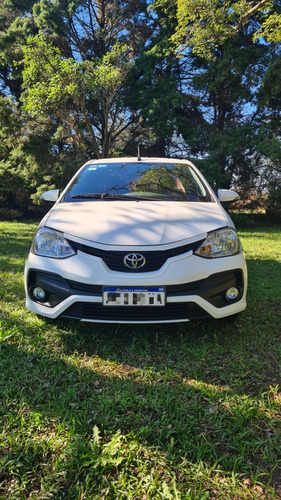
[1,336,281,496]
[1,242,281,495]
[45,256,281,397]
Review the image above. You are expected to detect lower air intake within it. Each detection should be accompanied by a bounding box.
[62,302,210,322]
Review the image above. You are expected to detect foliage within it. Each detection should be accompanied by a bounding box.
[152,0,281,59]
[256,52,281,217]
[266,179,281,218]
[0,0,280,214]
[22,34,134,159]
[0,96,33,218]
[0,0,38,99]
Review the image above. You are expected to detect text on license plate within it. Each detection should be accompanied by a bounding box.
[103,286,165,306]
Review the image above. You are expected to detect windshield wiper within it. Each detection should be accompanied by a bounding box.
[71,192,124,199]
[71,193,104,199]
[71,192,154,200]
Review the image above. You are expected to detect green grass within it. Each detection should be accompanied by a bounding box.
[0,220,281,499]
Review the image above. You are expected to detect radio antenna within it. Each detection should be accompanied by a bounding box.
[137,145,141,161]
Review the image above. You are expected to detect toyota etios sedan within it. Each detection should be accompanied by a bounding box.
[24,157,247,323]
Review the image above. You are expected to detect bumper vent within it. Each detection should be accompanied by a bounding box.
[62,302,210,322]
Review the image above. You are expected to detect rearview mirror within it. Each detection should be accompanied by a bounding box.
[218,189,240,203]
[40,189,60,203]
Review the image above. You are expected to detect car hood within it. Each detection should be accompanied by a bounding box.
[44,200,231,247]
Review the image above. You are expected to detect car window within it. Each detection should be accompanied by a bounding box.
[63,162,212,202]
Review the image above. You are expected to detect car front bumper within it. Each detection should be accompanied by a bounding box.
[24,247,247,323]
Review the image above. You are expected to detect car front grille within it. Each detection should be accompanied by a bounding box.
[67,239,204,273]
[61,302,210,322]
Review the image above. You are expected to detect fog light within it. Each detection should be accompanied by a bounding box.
[33,287,46,300]
[226,287,239,301]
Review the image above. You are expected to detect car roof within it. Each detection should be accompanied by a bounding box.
[85,157,194,166]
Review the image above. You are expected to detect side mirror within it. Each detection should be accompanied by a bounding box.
[40,189,60,203]
[218,189,240,203]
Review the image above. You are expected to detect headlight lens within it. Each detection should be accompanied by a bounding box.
[31,228,75,258]
[195,228,240,258]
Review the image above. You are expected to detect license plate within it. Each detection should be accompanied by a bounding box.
[103,286,165,306]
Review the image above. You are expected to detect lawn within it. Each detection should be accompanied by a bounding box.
[0,220,281,499]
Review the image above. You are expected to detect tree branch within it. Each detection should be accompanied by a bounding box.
[235,0,270,31]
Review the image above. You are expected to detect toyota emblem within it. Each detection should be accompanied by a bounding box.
[124,253,146,269]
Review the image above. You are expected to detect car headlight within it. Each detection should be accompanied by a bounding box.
[195,228,240,258]
[31,228,76,258]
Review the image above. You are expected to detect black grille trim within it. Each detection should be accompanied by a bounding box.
[61,302,211,322]
[66,269,243,307]
[65,278,205,295]
[67,239,205,273]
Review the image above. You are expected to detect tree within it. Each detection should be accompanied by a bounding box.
[0,1,154,211]
[149,0,279,194]
[256,50,281,216]
[0,0,280,216]
[0,0,38,99]
[152,0,281,59]
[125,0,189,156]
[22,34,137,158]
[0,95,46,217]
[21,1,154,160]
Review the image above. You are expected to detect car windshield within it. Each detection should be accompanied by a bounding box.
[63,162,212,202]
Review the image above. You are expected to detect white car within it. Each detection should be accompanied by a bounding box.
[24,157,247,323]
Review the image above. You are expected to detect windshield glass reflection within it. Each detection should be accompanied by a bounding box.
[64,162,212,202]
